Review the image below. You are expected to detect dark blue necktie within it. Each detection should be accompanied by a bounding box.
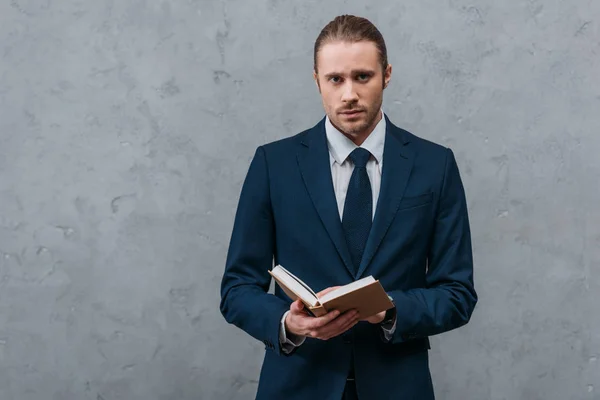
[342,148,373,274]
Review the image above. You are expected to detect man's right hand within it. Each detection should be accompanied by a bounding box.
[284,298,359,340]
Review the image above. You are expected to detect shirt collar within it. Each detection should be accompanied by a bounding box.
[325,109,386,166]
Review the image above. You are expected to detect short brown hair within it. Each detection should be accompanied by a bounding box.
[313,15,388,73]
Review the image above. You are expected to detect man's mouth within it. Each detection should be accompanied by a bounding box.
[340,110,364,117]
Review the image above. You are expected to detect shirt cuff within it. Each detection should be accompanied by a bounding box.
[279,310,306,353]
[381,313,397,342]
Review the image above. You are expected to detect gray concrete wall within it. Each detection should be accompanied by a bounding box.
[0,1,598,399]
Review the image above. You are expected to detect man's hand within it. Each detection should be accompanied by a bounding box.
[284,286,359,340]
[319,285,387,325]
[362,310,386,324]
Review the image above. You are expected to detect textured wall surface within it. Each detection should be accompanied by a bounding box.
[1,1,599,399]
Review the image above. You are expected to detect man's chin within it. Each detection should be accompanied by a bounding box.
[344,123,370,136]
[331,120,362,134]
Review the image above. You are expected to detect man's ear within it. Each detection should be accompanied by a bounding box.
[383,64,392,89]
[313,70,321,93]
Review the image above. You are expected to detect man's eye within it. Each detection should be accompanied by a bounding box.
[357,74,370,81]
[329,76,341,83]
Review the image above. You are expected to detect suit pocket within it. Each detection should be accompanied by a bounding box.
[397,192,433,211]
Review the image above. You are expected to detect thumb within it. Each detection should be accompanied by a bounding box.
[291,299,305,312]
[316,286,340,298]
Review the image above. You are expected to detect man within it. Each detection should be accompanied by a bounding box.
[220,15,477,400]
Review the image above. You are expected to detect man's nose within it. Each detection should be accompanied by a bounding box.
[341,82,359,103]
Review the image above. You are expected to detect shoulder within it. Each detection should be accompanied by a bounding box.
[257,118,325,158]
[261,130,307,153]
[385,118,462,182]
[405,130,443,149]
[388,120,451,160]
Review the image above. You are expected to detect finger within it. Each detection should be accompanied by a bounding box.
[290,299,305,314]
[320,316,359,340]
[315,286,341,298]
[306,309,341,329]
[314,310,359,339]
[331,313,360,338]
[336,314,360,336]
[360,310,383,323]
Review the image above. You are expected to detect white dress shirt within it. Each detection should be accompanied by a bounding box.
[279,110,397,353]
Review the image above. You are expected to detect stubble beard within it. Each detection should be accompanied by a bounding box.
[331,98,383,140]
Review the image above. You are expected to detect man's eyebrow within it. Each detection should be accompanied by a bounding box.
[323,69,376,79]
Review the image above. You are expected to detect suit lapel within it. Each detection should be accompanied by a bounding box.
[356,117,415,279]
[296,119,355,276]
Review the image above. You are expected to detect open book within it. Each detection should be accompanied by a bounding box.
[268,264,394,318]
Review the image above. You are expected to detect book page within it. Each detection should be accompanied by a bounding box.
[271,265,319,306]
[318,276,376,304]
[275,265,319,299]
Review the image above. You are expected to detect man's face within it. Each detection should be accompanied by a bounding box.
[314,40,392,144]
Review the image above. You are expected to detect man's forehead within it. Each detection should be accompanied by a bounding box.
[317,40,380,72]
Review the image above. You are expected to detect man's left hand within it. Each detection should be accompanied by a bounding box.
[362,310,386,324]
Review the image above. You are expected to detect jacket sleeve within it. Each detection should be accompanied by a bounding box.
[387,148,478,344]
[219,146,290,355]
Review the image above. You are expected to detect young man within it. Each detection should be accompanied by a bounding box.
[220,15,477,400]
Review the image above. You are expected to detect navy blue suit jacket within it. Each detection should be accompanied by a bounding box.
[220,116,477,399]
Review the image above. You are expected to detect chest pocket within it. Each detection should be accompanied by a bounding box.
[397,192,433,211]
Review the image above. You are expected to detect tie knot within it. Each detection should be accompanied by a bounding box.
[349,148,371,168]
